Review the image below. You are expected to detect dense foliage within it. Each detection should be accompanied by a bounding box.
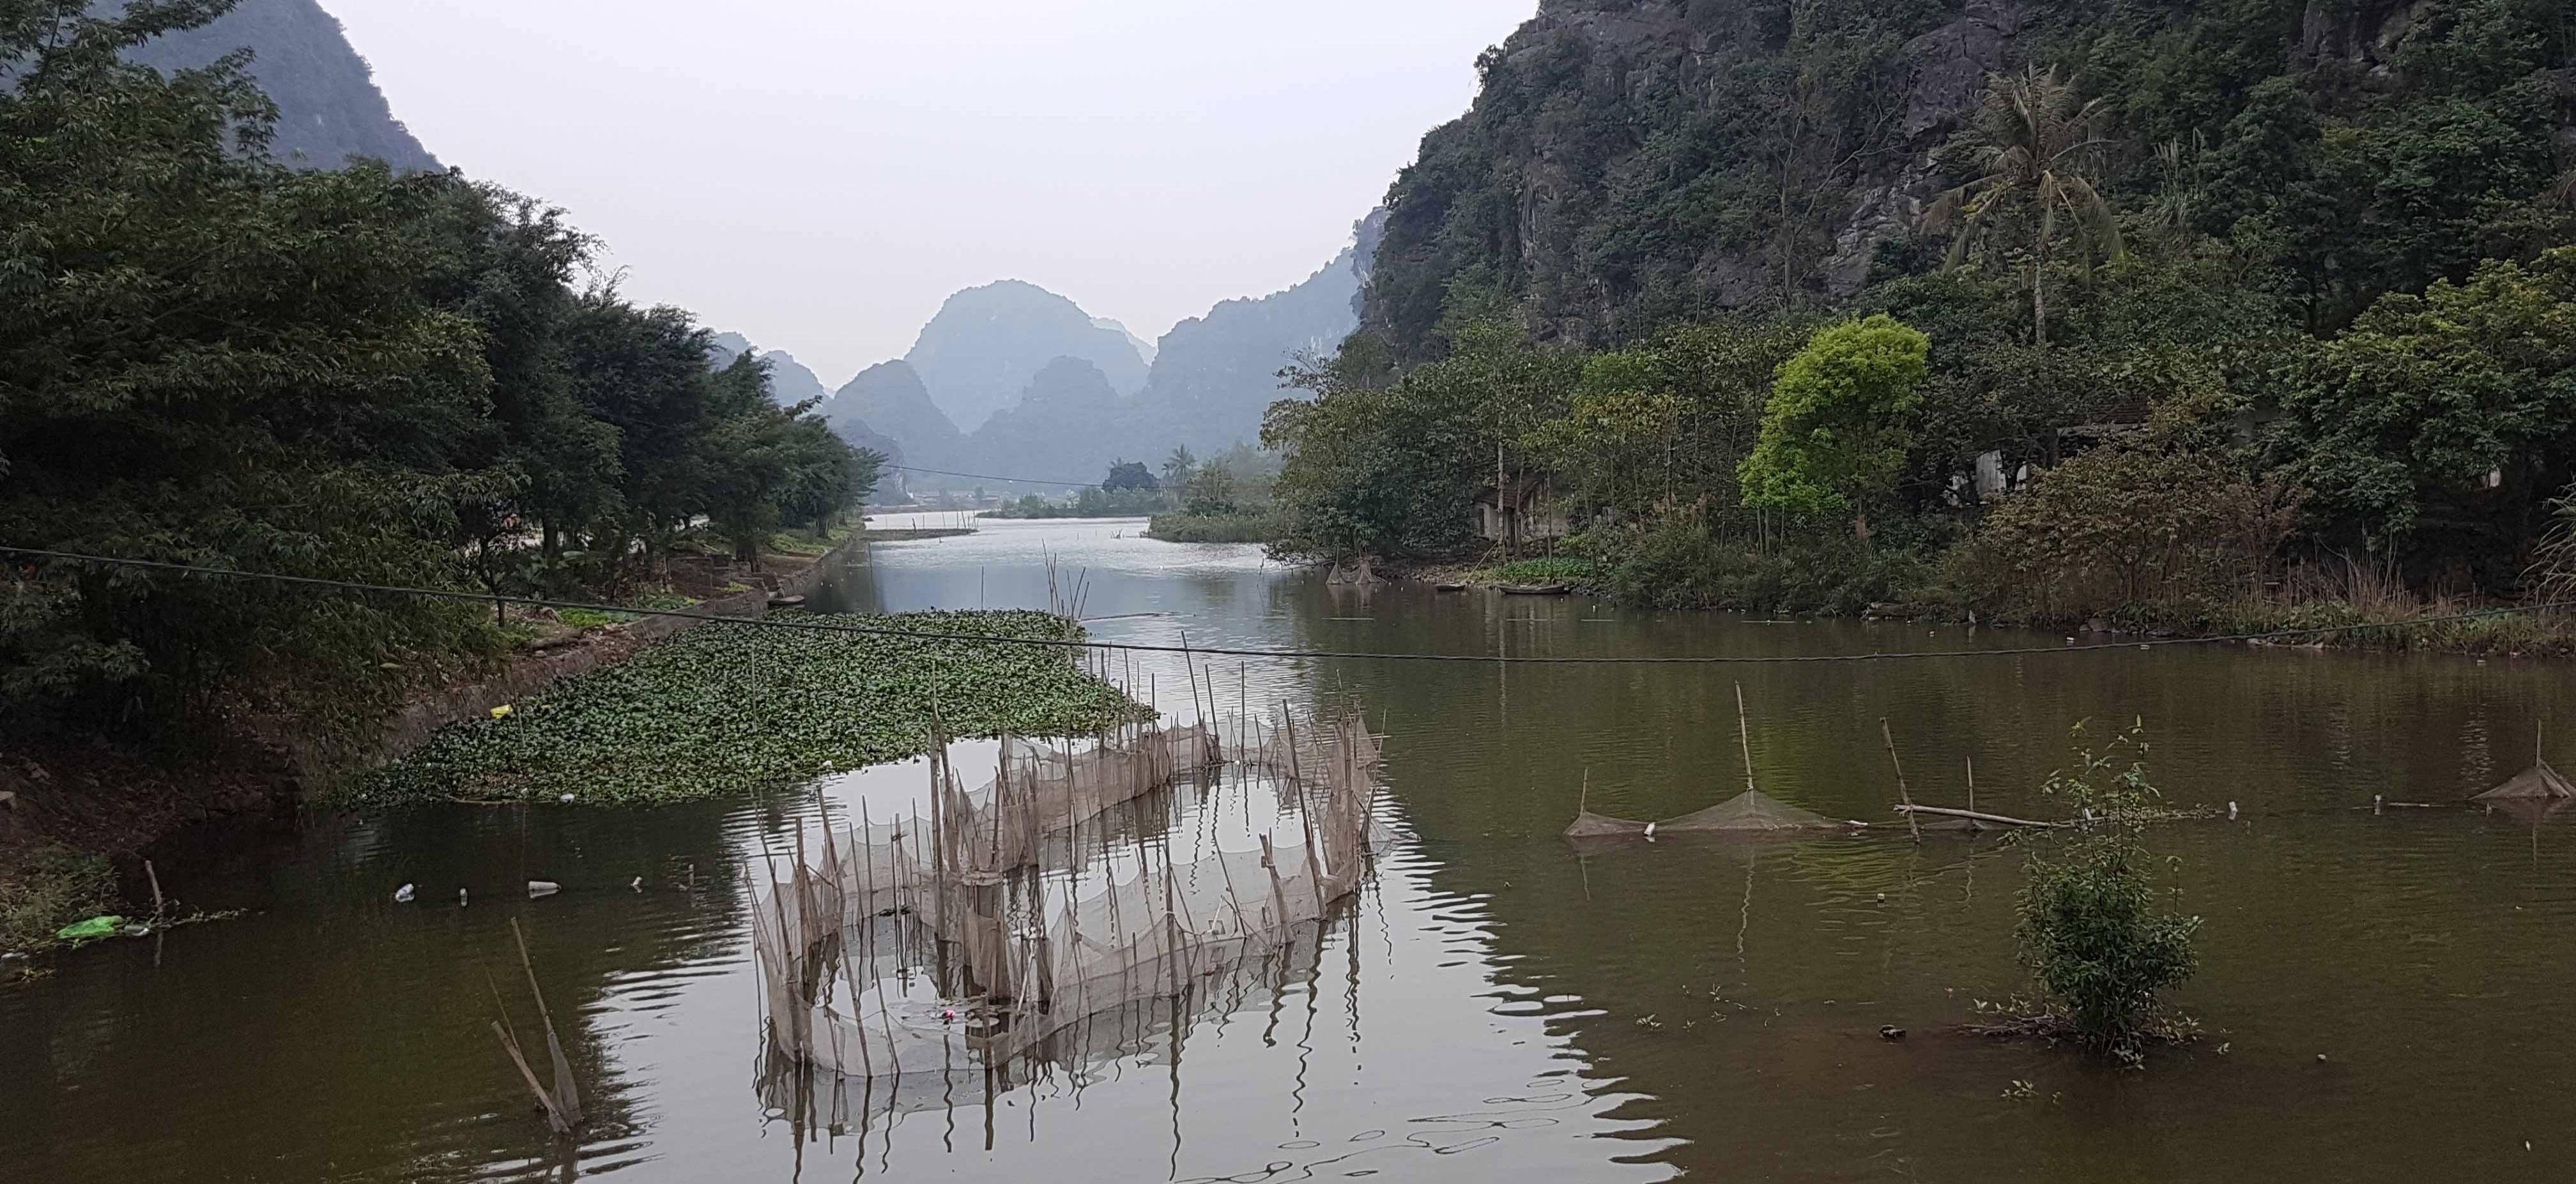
[353,612,1149,805]
[0,2,877,745]
[1737,315,1929,523]
[1270,0,2576,622]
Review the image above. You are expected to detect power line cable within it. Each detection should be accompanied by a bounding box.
[3,546,2560,666]
[885,464,1104,487]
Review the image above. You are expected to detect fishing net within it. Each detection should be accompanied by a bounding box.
[1565,789,1837,838]
[2474,760,2576,802]
[751,710,1383,1087]
[1659,789,1835,831]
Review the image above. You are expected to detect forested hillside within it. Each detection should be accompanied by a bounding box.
[1273,0,2576,631]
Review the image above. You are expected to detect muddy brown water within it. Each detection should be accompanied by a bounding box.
[8,515,2576,1181]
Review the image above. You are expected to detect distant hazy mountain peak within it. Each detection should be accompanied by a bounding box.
[903,280,1149,432]
[1093,317,1156,367]
[707,332,833,408]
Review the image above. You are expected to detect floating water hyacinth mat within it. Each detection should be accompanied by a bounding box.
[351,611,1151,805]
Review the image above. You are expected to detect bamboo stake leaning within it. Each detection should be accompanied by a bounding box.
[490,920,583,1134]
[1880,718,1924,844]
[1734,683,1758,794]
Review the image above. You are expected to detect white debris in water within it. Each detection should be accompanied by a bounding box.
[393,883,415,904]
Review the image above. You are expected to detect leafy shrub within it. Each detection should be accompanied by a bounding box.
[1146,512,1279,544]
[1597,508,1933,614]
[2014,722,2202,1065]
[1956,445,2301,624]
[1482,557,1600,586]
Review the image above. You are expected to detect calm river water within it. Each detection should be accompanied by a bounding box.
[9,516,2576,1181]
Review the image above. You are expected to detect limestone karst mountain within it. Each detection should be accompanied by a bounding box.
[902,280,1150,434]
[123,0,440,172]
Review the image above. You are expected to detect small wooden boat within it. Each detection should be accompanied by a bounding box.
[1433,582,1470,593]
[1498,583,1572,596]
[766,595,808,609]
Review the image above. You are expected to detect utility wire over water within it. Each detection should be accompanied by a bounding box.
[8,547,2566,667]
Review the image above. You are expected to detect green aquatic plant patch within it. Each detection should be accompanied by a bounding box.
[351,611,1149,806]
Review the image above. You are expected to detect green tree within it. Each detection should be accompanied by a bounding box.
[2267,248,2576,587]
[1159,446,1197,492]
[1924,65,2126,345]
[1102,460,1158,492]
[1737,315,1929,531]
[0,1,502,737]
[1264,324,1574,561]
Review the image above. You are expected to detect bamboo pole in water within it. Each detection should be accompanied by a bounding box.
[1734,683,1758,795]
[1881,718,1924,844]
[1894,803,2060,828]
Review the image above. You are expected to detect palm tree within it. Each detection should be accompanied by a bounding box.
[1925,65,2126,345]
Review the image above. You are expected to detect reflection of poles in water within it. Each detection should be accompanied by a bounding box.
[1168,985,1186,1180]
[1962,762,1977,909]
[1736,844,1757,984]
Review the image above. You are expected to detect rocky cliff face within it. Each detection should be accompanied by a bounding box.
[1360,0,1985,356]
[1359,0,2573,360]
[901,280,1150,432]
[125,0,439,172]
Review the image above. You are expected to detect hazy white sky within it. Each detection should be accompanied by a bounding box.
[328,1,1537,384]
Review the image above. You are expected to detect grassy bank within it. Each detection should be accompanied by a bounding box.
[0,844,117,958]
[1404,534,2576,658]
[349,610,1151,806]
[1146,511,1279,544]
[1427,556,1605,590]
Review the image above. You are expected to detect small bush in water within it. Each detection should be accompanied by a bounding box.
[2014,720,2202,1065]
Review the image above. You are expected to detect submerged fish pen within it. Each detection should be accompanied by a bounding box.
[750,709,1383,1088]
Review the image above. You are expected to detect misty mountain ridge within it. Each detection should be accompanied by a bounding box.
[829,360,956,476]
[901,218,1377,489]
[903,280,1151,433]
[707,333,834,408]
[121,0,439,173]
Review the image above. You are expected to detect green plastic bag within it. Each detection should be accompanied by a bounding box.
[55,915,125,941]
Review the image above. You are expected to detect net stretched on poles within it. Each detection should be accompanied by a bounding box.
[750,710,1383,1088]
[1566,789,1836,838]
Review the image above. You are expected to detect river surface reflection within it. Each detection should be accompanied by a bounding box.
[7,515,2576,1181]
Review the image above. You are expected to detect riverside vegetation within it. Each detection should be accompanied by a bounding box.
[2,3,887,760]
[1,3,884,947]
[353,612,1148,807]
[1263,2,2576,642]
